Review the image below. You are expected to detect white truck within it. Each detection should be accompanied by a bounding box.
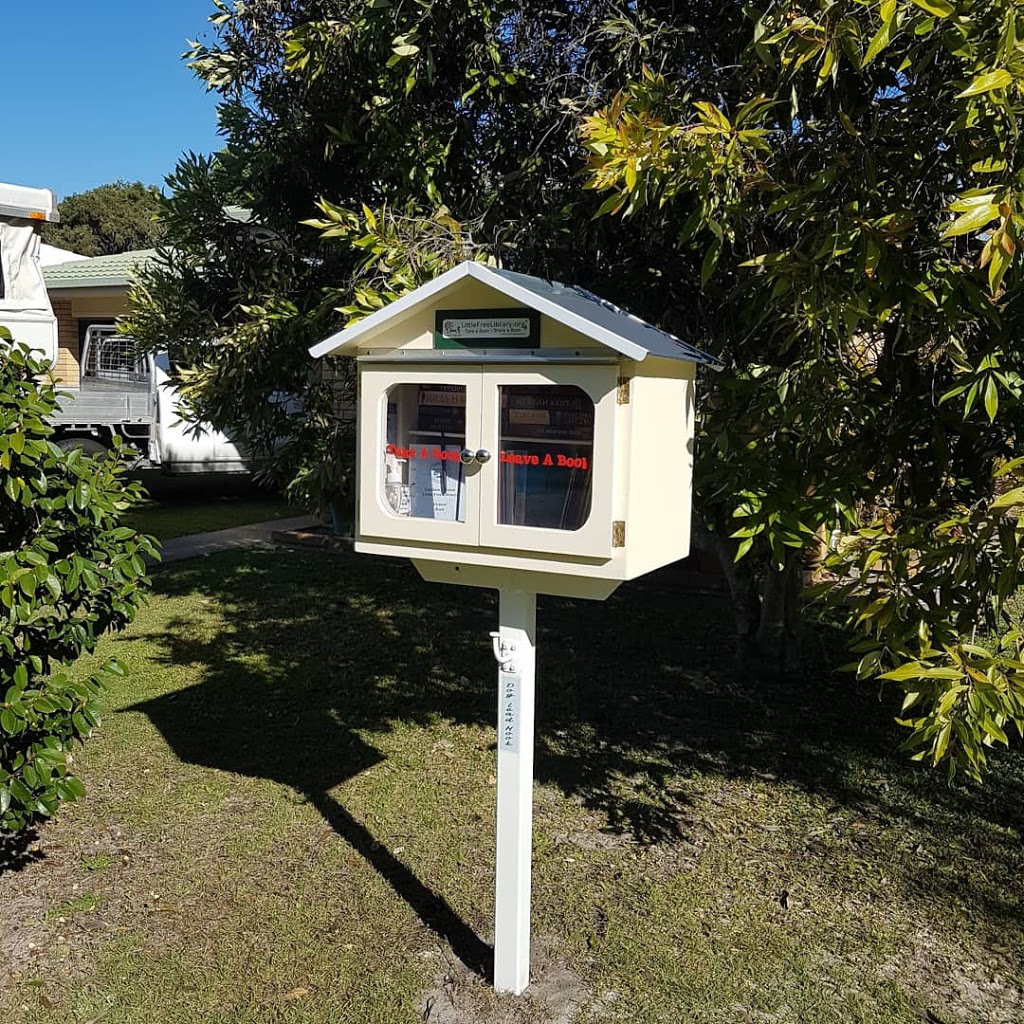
[0,182,247,473]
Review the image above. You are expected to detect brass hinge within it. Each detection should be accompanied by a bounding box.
[612,520,626,547]
[616,376,631,404]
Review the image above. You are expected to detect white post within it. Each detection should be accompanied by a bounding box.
[492,588,537,995]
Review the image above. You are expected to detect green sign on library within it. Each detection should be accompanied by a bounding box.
[434,307,540,349]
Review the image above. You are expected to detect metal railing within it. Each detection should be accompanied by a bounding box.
[81,325,149,384]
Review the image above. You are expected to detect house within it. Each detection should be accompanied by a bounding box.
[42,248,155,384]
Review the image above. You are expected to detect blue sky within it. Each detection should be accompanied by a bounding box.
[4,1,224,199]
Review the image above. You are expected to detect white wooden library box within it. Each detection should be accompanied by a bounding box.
[310,261,717,599]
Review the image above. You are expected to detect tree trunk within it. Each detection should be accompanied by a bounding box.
[693,520,763,667]
[697,521,806,678]
[755,547,803,679]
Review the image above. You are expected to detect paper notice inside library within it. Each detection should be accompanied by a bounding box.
[410,445,465,520]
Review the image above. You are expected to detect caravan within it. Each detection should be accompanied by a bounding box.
[0,183,60,363]
[0,181,247,474]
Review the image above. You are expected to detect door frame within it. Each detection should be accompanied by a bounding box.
[478,364,617,560]
[358,366,484,547]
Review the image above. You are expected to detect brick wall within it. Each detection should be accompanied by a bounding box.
[51,298,79,386]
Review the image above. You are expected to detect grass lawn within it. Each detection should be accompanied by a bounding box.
[121,479,305,540]
[0,549,1021,1023]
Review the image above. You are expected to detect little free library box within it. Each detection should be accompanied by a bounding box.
[311,260,717,600]
[311,261,716,995]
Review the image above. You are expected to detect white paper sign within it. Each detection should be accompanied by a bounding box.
[499,669,519,752]
[409,445,464,521]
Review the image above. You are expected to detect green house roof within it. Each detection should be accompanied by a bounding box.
[42,249,157,291]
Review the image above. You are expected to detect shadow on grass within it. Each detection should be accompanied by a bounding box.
[126,548,1024,974]
[0,828,44,875]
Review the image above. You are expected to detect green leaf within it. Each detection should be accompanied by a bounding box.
[9,778,31,806]
[909,0,953,16]
[988,243,1011,295]
[971,157,1008,174]
[901,690,923,712]
[701,240,722,285]
[991,486,1024,511]
[592,193,625,218]
[958,69,1014,98]
[941,203,999,238]
[878,662,963,682]
[863,19,895,66]
[984,377,999,421]
[63,776,86,799]
[995,456,1024,478]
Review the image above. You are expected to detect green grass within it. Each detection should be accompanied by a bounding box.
[122,487,304,540]
[46,893,102,920]
[1,549,1021,1024]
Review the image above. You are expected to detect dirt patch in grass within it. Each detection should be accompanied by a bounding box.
[0,814,169,996]
[419,936,593,1024]
[1,895,50,974]
[895,925,1024,1024]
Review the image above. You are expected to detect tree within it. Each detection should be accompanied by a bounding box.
[43,181,164,257]
[126,1,747,512]
[0,339,157,833]
[581,0,1024,776]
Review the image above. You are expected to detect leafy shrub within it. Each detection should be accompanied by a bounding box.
[820,472,1024,782]
[0,338,158,833]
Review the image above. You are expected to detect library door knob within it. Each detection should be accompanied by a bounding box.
[459,449,475,465]
[474,449,492,464]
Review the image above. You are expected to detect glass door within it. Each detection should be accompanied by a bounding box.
[478,366,618,559]
[358,367,483,546]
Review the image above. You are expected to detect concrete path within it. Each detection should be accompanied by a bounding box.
[156,516,319,565]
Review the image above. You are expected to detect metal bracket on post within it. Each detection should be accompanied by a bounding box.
[490,631,516,671]
[491,590,537,995]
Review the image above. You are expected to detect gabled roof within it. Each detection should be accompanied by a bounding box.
[42,249,157,290]
[310,261,719,365]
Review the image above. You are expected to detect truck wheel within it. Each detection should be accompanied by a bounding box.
[55,437,108,457]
